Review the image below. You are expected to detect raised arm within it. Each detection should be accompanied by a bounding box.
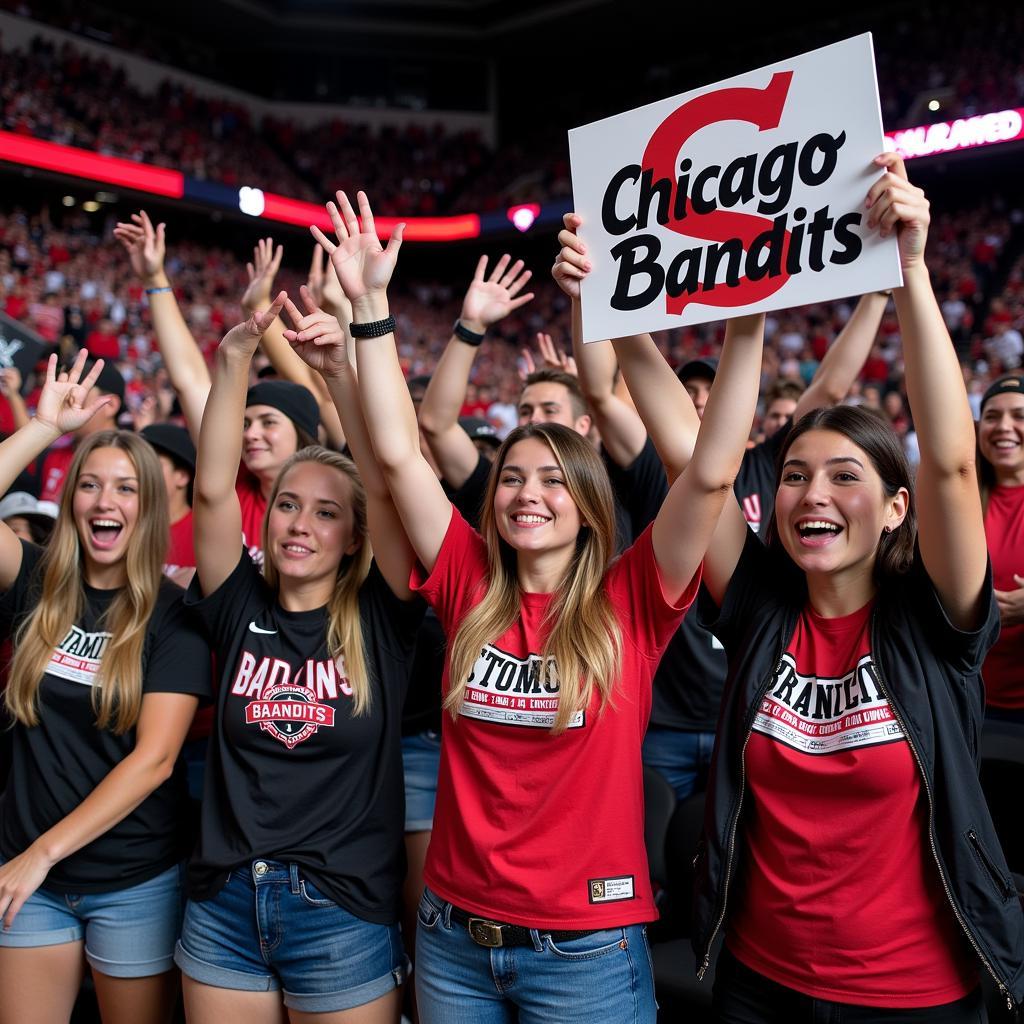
[283,286,415,599]
[113,211,210,441]
[645,314,765,601]
[194,293,286,594]
[555,214,646,468]
[240,239,346,450]
[556,216,751,601]
[871,154,986,627]
[794,290,889,417]
[418,254,533,487]
[313,191,453,572]
[0,353,112,591]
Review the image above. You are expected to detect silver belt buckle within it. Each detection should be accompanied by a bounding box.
[468,917,504,947]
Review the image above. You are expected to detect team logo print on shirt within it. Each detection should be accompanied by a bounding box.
[47,626,112,686]
[231,651,350,749]
[742,494,762,533]
[753,652,905,755]
[461,644,583,729]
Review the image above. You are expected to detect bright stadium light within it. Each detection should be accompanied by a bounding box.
[238,186,266,217]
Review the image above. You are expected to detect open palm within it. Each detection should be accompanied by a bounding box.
[311,191,403,305]
[461,254,534,329]
[35,351,111,435]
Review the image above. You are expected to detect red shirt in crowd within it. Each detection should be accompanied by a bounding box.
[728,599,976,1007]
[983,484,1024,708]
[39,444,76,503]
[236,472,266,567]
[413,510,695,929]
[166,509,196,576]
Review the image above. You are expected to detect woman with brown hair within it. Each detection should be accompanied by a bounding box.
[0,351,212,1024]
[310,190,765,1024]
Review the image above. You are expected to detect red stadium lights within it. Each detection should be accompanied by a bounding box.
[0,130,184,197]
[507,203,541,232]
[884,107,1024,160]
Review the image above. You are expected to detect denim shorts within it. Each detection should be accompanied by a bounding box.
[401,729,441,832]
[414,886,657,1024]
[0,860,184,978]
[175,860,407,1013]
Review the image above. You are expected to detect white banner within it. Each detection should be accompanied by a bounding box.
[568,34,902,341]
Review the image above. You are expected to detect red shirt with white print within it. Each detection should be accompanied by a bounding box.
[983,484,1024,708]
[412,509,696,929]
[728,600,976,1007]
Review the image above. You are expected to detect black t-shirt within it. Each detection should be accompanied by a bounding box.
[735,421,792,535]
[0,541,213,893]
[185,551,424,924]
[605,437,727,731]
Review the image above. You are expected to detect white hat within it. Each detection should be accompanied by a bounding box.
[0,492,58,525]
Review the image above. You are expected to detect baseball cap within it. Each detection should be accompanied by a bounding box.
[459,416,501,448]
[676,357,718,384]
[0,491,58,526]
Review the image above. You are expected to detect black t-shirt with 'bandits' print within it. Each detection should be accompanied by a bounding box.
[0,541,213,893]
[185,550,424,925]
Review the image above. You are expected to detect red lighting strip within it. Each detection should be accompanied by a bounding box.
[260,192,480,241]
[0,130,184,197]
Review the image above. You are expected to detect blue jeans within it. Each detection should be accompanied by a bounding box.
[176,860,407,1013]
[641,725,715,801]
[401,729,442,832]
[414,887,656,1024]
[0,861,184,978]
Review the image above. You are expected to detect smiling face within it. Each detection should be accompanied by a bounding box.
[775,428,908,585]
[72,447,140,587]
[493,437,583,563]
[979,392,1024,483]
[266,461,360,591]
[242,403,300,481]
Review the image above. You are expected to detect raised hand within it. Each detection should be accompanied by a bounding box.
[0,367,22,398]
[553,212,591,300]
[519,332,577,381]
[460,254,534,333]
[112,210,166,284]
[307,244,351,324]
[283,286,349,379]
[536,331,577,376]
[34,350,113,435]
[310,191,404,310]
[866,153,930,270]
[241,237,283,314]
[219,292,287,361]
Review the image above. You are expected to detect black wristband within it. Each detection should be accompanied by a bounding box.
[453,319,486,346]
[350,315,396,339]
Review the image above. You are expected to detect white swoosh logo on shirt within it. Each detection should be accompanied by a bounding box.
[248,622,278,635]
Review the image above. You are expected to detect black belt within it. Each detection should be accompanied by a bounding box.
[447,903,602,948]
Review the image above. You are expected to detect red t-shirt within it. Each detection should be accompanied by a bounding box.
[412,509,696,929]
[236,474,266,568]
[39,445,75,503]
[729,600,976,1007]
[166,509,195,574]
[983,484,1024,708]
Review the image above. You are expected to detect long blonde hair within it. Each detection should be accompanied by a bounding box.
[261,446,374,715]
[447,424,622,733]
[6,431,168,733]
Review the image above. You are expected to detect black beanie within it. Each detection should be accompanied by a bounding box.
[245,381,320,442]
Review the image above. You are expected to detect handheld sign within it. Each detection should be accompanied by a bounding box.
[0,312,48,394]
[568,34,901,341]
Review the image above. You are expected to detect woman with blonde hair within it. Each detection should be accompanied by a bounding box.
[175,290,423,1023]
[0,351,213,1024]
[307,190,765,1024]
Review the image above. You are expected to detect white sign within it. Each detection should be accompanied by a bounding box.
[568,34,902,341]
